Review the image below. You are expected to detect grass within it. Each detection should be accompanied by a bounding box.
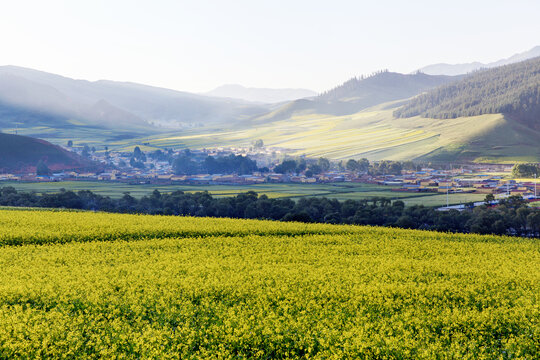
[0,180,390,199]
[1,180,489,207]
[8,98,540,163]
[131,108,540,163]
[115,108,540,163]
[401,193,486,207]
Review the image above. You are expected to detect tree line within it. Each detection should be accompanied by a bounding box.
[2,186,540,238]
[272,157,411,176]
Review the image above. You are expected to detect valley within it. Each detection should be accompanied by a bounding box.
[3,57,539,164]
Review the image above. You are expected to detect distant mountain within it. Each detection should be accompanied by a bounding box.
[0,66,270,133]
[418,45,540,76]
[256,71,459,122]
[0,133,95,173]
[205,84,317,103]
[395,56,540,125]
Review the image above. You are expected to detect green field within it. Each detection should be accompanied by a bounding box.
[0,209,538,358]
[10,96,540,163]
[0,181,488,207]
[400,192,486,207]
[0,181,387,199]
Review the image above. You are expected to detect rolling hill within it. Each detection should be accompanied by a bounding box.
[0,133,94,173]
[2,57,539,163]
[137,59,540,163]
[255,71,459,122]
[139,101,539,163]
[0,66,271,141]
[395,57,540,126]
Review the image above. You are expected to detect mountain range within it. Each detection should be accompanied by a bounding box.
[204,84,317,103]
[255,71,459,122]
[417,45,540,76]
[1,46,539,164]
[0,66,271,134]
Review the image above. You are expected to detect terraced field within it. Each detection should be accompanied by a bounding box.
[0,209,538,358]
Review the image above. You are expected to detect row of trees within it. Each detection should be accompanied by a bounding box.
[273,157,410,176]
[2,186,540,238]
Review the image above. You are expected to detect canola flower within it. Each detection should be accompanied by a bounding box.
[0,209,538,359]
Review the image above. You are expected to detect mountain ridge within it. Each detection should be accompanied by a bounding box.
[417,45,540,76]
[396,56,540,124]
[204,84,317,103]
[0,66,271,133]
[254,71,459,122]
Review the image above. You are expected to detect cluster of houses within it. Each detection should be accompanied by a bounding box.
[371,169,539,198]
[0,170,354,185]
[1,144,538,197]
[99,146,283,171]
[3,166,538,197]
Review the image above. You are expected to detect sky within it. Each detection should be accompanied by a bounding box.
[1,0,539,93]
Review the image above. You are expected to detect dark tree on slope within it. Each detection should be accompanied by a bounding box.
[130,157,145,169]
[204,155,258,175]
[82,145,90,158]
[36,160,50,176]
[512,163,539,178]
[133,146,146,162]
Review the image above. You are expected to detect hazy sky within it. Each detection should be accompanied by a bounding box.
[1,0,539,93]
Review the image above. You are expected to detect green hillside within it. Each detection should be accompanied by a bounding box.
[255,71,458,122]
[395,56,540,125]
[0,66,271,143]
[129,65,539,163]
[135,60,540,163]
[0,209,538,358]
[2,62,539,163]
[121,99,539,163]
[0,133,94,172]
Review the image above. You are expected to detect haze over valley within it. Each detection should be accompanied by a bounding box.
[2,46,539,163]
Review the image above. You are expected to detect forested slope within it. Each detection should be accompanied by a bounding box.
[395,57,540,128]
[256,71,458,121]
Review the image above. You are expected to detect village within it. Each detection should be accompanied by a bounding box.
[1,144,538,206]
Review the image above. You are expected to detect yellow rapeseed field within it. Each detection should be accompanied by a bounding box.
[0,209,538,358]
